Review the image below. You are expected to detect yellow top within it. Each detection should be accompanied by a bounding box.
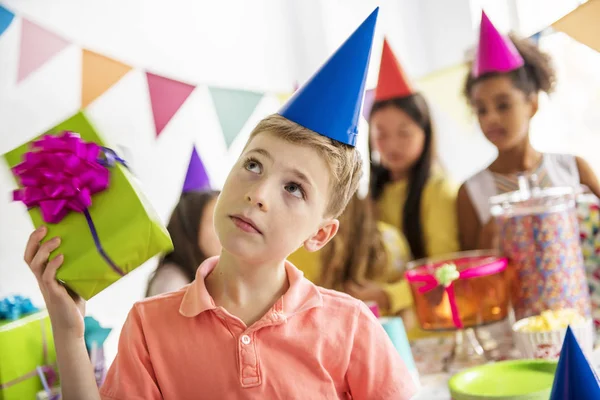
[287,222,413,315]
[376,171,460,258]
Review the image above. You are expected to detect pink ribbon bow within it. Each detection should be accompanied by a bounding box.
[405,256,507,329]
[12,132,110,224]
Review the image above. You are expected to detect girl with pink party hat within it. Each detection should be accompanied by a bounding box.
[458,11,600,251]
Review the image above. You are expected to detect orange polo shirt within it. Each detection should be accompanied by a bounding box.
[100,257,417,399]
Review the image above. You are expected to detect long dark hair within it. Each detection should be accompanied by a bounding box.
[319,193,390,290]
[146,190,220,295]
[369,93,434,260]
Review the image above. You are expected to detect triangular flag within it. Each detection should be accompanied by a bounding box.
[552,0,600,53]
[209,87,263,148]
[0,5,15,37]
[549,326,600,399]
[182,146,211,192]
[81,50,132,108]
[417,62,472,130]
[362,88,375,121]
[146,72,196,137]
[17,19,70,82]
[276,91,293,106]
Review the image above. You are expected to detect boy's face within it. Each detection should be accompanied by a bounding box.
[213,131,339,265]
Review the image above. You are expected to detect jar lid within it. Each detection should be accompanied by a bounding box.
[490,186,575,217]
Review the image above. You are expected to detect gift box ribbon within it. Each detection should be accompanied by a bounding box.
[405,257,508,328]
[0,295,39,321]
[12,131,128,277]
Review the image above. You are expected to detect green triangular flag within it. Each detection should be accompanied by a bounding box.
[208,87,263,148]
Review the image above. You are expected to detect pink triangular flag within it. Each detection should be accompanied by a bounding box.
[146,72,196,137]
[472,11,524,78]
[362,88,375,121]
[18,19,70,82]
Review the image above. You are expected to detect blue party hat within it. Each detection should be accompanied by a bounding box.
[549,326,600,400]
[278,8,379,147]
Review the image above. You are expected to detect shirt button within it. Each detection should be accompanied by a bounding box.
[241,334,251,345]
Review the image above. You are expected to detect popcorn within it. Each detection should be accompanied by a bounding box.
[517,309,586,332]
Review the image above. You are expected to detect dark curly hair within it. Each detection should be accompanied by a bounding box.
[464,33,556,100]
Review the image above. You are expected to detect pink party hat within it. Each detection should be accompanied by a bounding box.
[472,10,524,78]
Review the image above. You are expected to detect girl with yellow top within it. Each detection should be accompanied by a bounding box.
[288,193,413,316]
[368,38,460,260]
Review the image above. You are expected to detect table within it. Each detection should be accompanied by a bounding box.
[409,322,600,399]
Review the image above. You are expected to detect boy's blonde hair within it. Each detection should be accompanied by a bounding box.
[246,114,362,218]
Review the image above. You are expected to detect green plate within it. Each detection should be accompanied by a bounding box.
[448,360,558,400]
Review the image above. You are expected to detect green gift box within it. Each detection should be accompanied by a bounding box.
[0,311,56,400]
[3,112,173,300]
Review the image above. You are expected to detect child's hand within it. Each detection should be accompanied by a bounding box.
[345,280,390,312]
[24,226,86,339]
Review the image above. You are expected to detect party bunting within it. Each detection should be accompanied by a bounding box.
[362,88,374,121]
[416,63,473,131]
[81,50,132,108]
[17,19,70,82]
[146,72,196,137]
[0,5,14,37]
[276,91,293,106]
[552,0,600,53]
[209,87,263,148]
[182,146,211,192]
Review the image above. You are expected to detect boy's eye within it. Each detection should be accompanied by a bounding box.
[285,183,305,199]
[476,107,487,116]
[244,158,262,173]
[497,103,510,111]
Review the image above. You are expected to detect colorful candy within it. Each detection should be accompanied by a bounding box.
[576,193,600,337]
[496,204,591,321]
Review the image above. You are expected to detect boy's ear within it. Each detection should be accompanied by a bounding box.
[303,219,339,252]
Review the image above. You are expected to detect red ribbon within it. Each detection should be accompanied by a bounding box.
[405,257,507,328]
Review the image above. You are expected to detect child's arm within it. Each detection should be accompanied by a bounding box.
[24,227,100,400]
[346,302,418,400]
[576,157,600,199]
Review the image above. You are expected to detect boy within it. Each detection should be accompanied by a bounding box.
[23,8,417,399]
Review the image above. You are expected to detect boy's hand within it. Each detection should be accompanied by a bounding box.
[24,226,86,339]
[345,280,390,312]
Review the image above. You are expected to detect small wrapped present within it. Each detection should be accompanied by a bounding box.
[84,316,112,387]
[3,112,173,300]
[0,298,57,400]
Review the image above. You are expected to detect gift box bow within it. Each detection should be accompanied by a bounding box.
[11,131,128,277]
[405,257,507,328]
[0,295,39,321]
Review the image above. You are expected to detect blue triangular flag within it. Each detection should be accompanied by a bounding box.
[278,8,379,147]
[0,6,15,37]
[549,326,600,400]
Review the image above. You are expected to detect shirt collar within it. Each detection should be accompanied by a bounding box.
[179,256,322,318]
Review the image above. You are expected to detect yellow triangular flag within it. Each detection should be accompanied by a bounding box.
[552,0,600,53]
[276,91,293,106]
[81,49,132,108]
[416,63,473,130]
